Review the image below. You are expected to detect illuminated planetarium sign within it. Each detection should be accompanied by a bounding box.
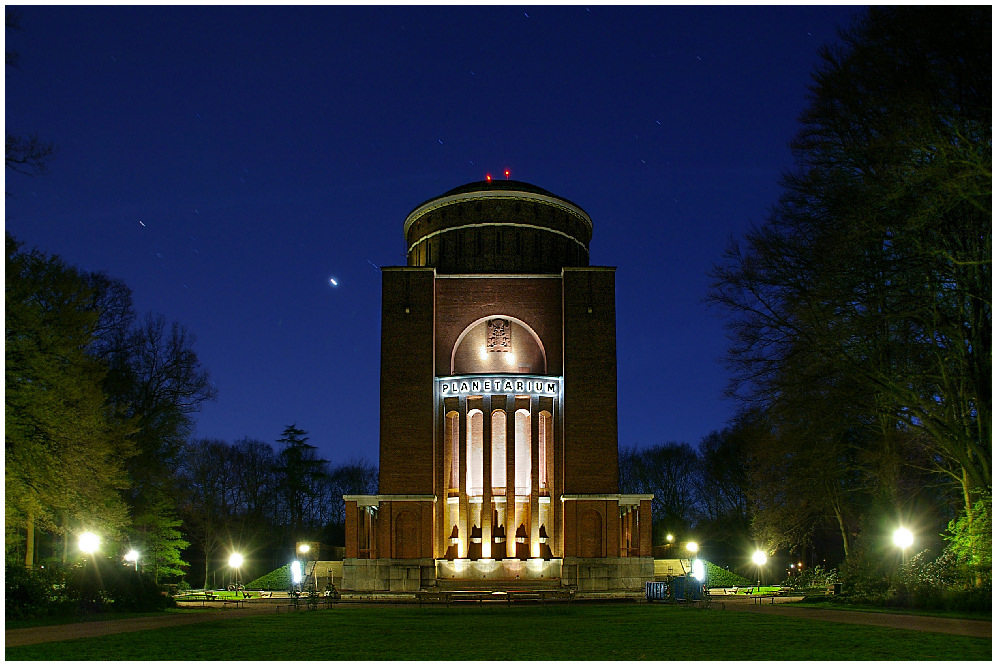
[437,375,561,398]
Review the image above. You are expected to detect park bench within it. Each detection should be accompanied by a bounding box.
[752,594,778,605]
[222,599,247,609]
[416,590,447,605]
[275,600,304,613]
[176,592,217,606]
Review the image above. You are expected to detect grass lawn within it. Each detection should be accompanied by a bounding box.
[6,604,991,661]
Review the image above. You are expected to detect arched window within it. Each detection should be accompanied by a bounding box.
[515,409,531,495]
[450,316,546,375]
[491,409,507,490]
[539,410,552,491]
[445,411,459,492]
[467,409,483,496]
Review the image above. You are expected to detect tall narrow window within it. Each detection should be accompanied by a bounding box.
[467,409,483,496]
[539,410,552,491]
[515,409,531,495]
[491,410,507,490]
[446,411,459,491]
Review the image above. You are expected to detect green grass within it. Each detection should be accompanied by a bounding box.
[175,589,255,600]
[5,604,991,661]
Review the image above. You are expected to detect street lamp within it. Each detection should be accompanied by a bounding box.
[78,531,100,555]
[124,549,139,570]
[752,550,767,593]
[685,541,698,554]
[291,559,303,592]
[229,552,243,592]
[893,527,914,564]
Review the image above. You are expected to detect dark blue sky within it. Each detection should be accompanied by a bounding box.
[5,5,864,465]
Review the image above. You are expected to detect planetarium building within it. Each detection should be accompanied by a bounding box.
[342,179,653,593]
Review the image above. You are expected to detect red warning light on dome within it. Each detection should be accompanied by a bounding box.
[485,173,492,182]
[504,169,511,179]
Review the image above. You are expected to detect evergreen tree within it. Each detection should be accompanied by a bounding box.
[275,425,329,532]
[132,495,190,584]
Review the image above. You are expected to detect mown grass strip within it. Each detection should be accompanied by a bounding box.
[6,604,991,661]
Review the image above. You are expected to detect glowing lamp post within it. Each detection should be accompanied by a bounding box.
[291,559,303,592]
[752,550,767,592]
[78,531,100,556]
[893,527,914,564]
[229,552,243,591]
[685,541,698,555]
[124,549,139,571]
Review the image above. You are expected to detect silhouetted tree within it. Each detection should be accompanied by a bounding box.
[709,7,990,535]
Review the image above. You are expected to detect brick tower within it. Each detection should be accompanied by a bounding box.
[343,179,653,592]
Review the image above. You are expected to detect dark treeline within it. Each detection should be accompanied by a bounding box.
[177,429,376,588]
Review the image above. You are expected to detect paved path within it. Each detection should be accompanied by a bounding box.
[720,596,991,639]
[5,606,273,648]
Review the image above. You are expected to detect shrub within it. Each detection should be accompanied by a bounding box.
[703,561,751,587]
[67,558,175,614]
[246,563,292,590]
[5,562,74,620]
[781,564,837,591]
[944,490,992,588]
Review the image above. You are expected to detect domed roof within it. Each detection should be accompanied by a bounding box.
[403,179,593,274]
[404,179,591,236]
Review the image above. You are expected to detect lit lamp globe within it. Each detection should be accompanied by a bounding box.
[229,553,243,569]
[685,541,698,554]
[298,543,310,555]
[124,550,139,567]
[79,531,100,555]
[752,550,767,566]
[893,527,914,550]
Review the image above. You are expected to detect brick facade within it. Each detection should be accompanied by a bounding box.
[343,181,652,593]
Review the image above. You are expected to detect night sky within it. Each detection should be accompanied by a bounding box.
[5,5,864,466]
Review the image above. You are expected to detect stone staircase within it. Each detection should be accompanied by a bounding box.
[435,577,563,591]
[302,560,344,590]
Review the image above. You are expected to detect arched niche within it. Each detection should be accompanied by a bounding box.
[451,316,546,375]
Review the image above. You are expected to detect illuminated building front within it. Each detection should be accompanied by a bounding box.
[342,179,653,592]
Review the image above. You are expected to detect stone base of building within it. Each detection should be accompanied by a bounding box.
[436,558,562,583]
[561,557,654,592]
[343,556,653,593]
[342,558,437,592]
